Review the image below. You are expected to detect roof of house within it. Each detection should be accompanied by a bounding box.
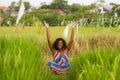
[102,4,112,12]
[98,4,112,12]
[53,9,66,15]
[117,4,120,6]
[0,6,9,10]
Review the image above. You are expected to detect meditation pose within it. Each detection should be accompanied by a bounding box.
[44,21,77,74]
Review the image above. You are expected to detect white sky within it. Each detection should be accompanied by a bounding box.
[0,0,120,7]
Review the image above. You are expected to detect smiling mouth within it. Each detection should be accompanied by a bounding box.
[58,46,63,48]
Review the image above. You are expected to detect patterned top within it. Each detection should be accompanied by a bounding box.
[48,50,71,74]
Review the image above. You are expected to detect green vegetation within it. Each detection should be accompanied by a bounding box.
[70,47,120,80]
[0,35,44,80]
[2,0,120,26]
[0,27,120,80]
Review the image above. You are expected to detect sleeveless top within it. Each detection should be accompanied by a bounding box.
[48,50,71,74]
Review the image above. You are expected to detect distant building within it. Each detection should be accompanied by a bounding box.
[98,4,112,13]
[0,6,9,14]
[0,6,9,21]
[0,6,9,11]
[86,4,112,14]
[53,9,66,15]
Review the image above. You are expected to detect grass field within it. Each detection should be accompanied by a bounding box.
[0,26,120,80]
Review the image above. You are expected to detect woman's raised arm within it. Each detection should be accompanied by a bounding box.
[44,21,54,53]
[67,22,78,51]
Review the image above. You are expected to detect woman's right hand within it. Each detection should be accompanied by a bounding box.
[71,21,78,29]
[44,20,49,28]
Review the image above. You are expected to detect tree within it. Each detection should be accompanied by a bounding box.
[70,4,80,13]
[24,2,31,10]
[50,0,68,10]
[9,1,17,11]
[18,0,31,10]
[41,5,50,9]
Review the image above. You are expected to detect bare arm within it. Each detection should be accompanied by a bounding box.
[67,22,78,51]
[44,21,54,53]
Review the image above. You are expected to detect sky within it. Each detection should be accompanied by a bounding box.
[0,0,120,7]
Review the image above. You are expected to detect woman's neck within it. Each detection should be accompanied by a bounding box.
[58,49,64,52]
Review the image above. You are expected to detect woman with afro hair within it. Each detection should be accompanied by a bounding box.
[44,20,77,74]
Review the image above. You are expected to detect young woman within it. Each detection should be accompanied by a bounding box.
[44,21,77,74]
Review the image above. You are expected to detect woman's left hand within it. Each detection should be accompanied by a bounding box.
[44,20,49,28]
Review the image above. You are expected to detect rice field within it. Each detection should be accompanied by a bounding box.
[0,26,120,80]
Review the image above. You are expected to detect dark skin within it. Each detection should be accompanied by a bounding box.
[44,20,77,56]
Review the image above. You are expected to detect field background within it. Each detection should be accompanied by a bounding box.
[0,26,120,80]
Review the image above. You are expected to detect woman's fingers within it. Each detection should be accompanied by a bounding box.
[44,20,49,28]
[72,21,78,28]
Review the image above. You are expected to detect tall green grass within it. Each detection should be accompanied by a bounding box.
[70,47,120,80]
[0,35,69,80]
[0,27,120,80]
[0,35,45,80]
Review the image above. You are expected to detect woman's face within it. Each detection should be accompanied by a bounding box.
[57,40,63,50]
